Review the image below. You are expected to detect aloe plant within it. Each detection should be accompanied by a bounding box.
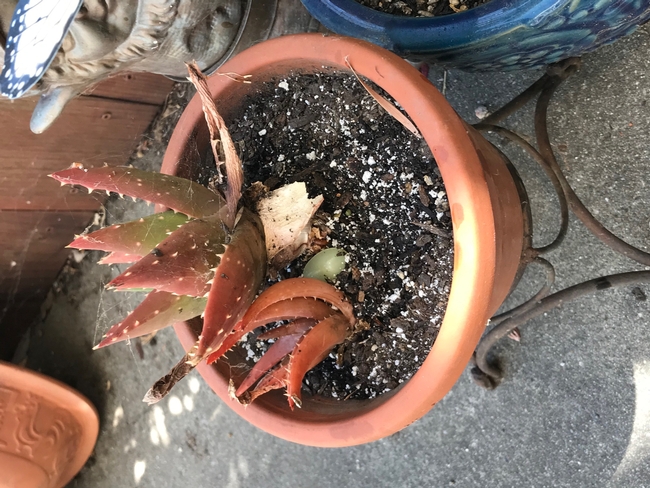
[51,64,355,408]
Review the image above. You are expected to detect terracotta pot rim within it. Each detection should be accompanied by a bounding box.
[0,361,99,488]
[163,33,507,446]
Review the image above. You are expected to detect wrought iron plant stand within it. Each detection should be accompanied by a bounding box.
[469,58,650,389]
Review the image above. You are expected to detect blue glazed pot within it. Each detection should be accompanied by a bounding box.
[301,0,650,70]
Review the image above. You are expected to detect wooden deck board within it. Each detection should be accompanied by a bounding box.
[0,96,160,211]
[83,72,176,106]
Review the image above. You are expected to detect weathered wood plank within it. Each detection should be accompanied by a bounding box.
[0,96,160,211]
[84,72,176,106]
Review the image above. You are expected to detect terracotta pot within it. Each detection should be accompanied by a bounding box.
[0,361,99,488]
[162,33,524,446]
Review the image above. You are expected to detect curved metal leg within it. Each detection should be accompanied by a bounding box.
[469,58,650,389]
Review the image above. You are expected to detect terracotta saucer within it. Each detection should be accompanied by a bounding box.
[0,361,99,488]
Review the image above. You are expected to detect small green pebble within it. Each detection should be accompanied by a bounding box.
[303,248,346,282]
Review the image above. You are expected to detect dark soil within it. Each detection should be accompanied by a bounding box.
[355,0,491,17]
[221,72,454,400]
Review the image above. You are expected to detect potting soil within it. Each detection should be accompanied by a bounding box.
[219,72,454,400]
[354,0,491,17]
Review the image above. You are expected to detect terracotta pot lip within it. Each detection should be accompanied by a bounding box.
[163,33,498,446]
[0,361,99,487]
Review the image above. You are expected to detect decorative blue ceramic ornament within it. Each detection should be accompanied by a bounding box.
[302,0,650,70]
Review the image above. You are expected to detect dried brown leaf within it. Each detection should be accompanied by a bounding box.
[345,57,421,139]
[143,353,196,405]
[255,182,324,269]
[186,62,242,230]
[216,72,252,84]
[412,221,451,238]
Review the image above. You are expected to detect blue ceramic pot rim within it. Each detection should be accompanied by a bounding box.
[305,0,571,50]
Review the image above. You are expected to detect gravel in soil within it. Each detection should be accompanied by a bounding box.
[355,0,491,17]
[215,72,454,400]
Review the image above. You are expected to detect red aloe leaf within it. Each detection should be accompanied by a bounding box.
[243,359,290,405]
[194,209,267,360]
[244,297,335,334]
[99,251,140,265]
[257,316,320,341]
[243,278,356,328]
[239,313,350,408]
[107,216,225,297]
[70,211,189,258]
[50,166,224,218]
[95,291,207,349]
[204,321,245,366]
[235,319,314,397]
[285,312,350,409]
[204,297,334,365]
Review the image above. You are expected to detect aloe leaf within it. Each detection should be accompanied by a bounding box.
[243,277,356,328]
[256,316,319,340]
[238,313,350,408]
[204,297,333,365]
[246,297,335,335]
[98,252,142,265]
[241,359,290,406]
[206,280,353,365]
[235,318,314,397]
[107,216,226,297]
[70,211,189,259]
[193,209,267,361]
[111,288,154,293]
[285,313,350,409]
[50,166,224,218]
[95,291,207,349]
